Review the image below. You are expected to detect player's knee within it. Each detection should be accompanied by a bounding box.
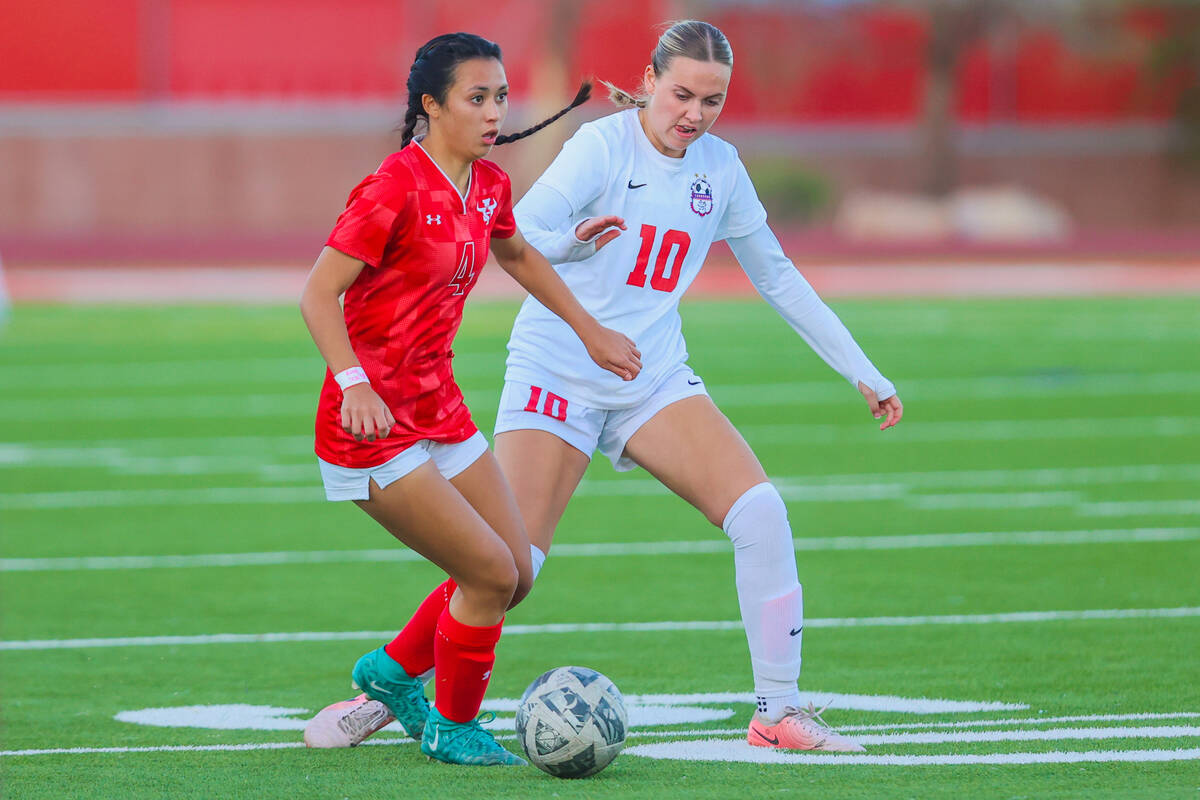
[509,572,533,609]
[722,482,793,559]
[507,544,547,610]
[466,545,520,609]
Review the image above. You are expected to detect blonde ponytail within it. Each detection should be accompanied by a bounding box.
[600,79,647,109]
[600,20,732,110]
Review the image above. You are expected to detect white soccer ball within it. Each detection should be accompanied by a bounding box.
[514,666,628,778]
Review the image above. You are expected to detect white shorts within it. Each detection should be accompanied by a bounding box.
[317,431,489,501]
[493,364,709,472]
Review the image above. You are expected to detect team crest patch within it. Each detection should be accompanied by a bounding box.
[477,197,497,223]
[689,174,714,217]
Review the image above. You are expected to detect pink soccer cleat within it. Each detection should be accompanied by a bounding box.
[304,693,395,748]
[747,703,865,752]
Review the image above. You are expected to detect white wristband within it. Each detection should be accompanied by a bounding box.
[334,366,369,391]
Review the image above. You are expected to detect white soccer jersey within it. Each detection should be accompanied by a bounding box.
[507,108,767,407]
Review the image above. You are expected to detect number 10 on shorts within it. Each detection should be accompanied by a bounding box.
[524,386,568,421]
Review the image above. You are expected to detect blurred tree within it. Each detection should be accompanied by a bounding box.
[918,0,1000,196]
[1143,3,1200,166]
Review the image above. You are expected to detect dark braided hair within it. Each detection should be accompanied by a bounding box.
[496,80,592,144]
[400,32,592,147]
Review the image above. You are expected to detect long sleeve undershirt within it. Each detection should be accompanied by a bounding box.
[515,183,895,401]
[727,224,895,400]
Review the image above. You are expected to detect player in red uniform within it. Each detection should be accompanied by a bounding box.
[299,32,641,766]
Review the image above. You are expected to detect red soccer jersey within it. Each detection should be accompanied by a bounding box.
[314,141,517,468]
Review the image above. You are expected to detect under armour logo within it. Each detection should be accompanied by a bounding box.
[477,197,497,223]
[426,214,441,225]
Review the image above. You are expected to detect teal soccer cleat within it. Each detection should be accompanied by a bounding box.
[421,707,527,766]
[350,646,431,740]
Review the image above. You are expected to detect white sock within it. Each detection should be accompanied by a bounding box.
[723,482,804,722]
[530,544,547,581]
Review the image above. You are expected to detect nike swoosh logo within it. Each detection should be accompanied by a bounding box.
[368,680,393,695]
[789,627,803,637]
[627,180,646,189]
[753,728,780,746]
[431,727,439,750]
[687,378,703,386]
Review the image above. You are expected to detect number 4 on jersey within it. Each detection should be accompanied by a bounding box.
[626,224,691,293]
[448,241,476,296]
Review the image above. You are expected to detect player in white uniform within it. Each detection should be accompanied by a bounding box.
[493,20,903,752]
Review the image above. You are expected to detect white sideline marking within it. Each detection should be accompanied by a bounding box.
[7,743,1200,764]
[838,711,1200,732]
[637,725,1200,745]
[909,491,1083,509]
[0,486,323,509]
[741,416,1200,444]
[5,366,1198,401]
[0,742,308,757]
[628,712,1200,738]
[4,527,1196,572]
[710,371,1200,407]
[852,725,1200,746]
[624,741,1200,765]
[7,482,1199,514]
[1081,499,1200,517]
[5,432,1198,494]
[3,607,1197,651]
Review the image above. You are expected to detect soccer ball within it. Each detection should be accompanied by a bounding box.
[514,666,628,778]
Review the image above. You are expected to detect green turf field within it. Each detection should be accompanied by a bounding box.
[1,297,1198,799]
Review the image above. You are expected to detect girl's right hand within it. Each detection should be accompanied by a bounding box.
[584,325,642,382]
[340,383,396,441]
[575,215,626,251]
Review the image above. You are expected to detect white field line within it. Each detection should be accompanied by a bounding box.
[624,741,1200,765]
[0,486,323,509]
[852,725,1200,746]
[0,393,317,421]
[1081,500,1200,517]
[2,607,1197,651]
[0,742,308,757]
[0,357,322,390]
[740,416,1200,444]
[907,491,1084,510]
[5,364,1198,398]
[6,724,1200,760]
[625,724,1200,745]
[3,527,1198,573]
[708,370,1200,407]
[7,433,1200,498]
[606,712,1200,738]
[5,475,1200,513]
[837,712,1200,733]
[4,377,1200,424]
[7,740,1200,762]
[624,714,1200,743]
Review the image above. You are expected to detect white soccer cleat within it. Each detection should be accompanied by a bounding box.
[304,693,395,748]
[746,703,865,753]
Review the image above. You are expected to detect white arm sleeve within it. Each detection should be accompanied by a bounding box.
[728,224,896,401]
[513,124,611,265]
[513,183,601,264]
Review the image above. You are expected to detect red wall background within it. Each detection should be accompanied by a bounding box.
[0,1,1185,122]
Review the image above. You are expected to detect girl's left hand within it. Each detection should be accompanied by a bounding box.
[858,381,903,431]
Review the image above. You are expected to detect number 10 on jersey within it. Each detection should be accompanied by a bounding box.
[626,224,691,293]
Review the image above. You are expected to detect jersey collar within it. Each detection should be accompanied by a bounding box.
[413,138,473,213]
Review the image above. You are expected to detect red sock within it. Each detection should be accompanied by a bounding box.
[433,608,503,723]
[383,578,457,677]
